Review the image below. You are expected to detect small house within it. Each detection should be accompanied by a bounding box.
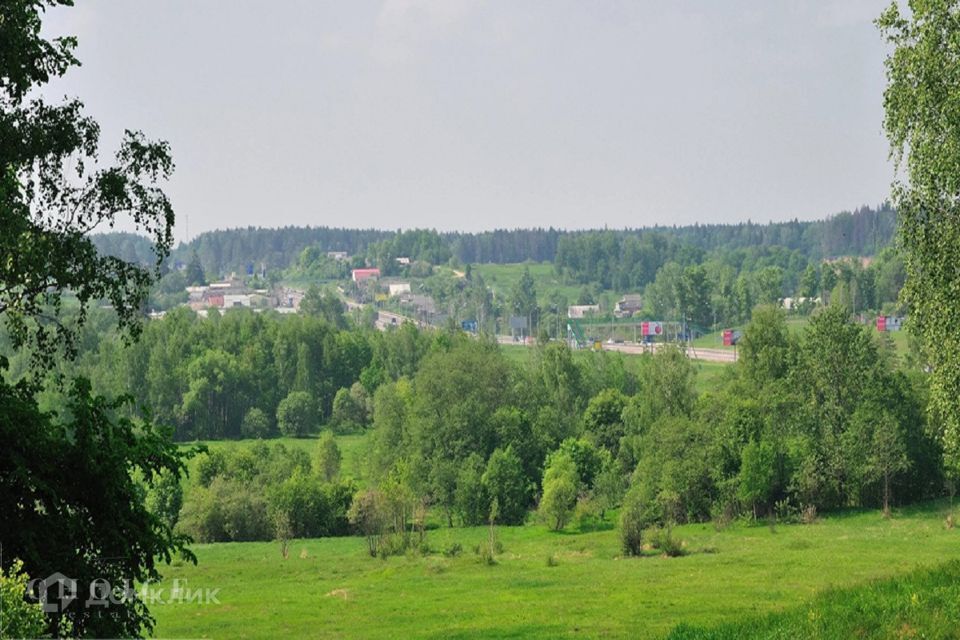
[352,268,381,283]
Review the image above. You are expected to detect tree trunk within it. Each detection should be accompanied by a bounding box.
[883,471,891,518]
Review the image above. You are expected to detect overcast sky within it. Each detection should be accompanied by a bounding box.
[43,1,893,243]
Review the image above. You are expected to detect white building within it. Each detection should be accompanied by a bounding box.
[388,282,412,296]
[223,294,252,308]
[568,304,600,319]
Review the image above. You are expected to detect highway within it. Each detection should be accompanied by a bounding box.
[497,334,736,363]
[345,299,736,363]
[602,341,737,363]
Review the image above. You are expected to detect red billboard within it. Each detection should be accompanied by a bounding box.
[641,321,663,337]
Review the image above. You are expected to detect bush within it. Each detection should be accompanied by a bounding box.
[648,525,686,557]
[331,388,360,432]
[314,431,342,482]
[348,489,386,557]
[539,451,579,531]
[241,407,272,439]
[276,391,316,438]
[443,542,463,558]
[454,454,488,526]
[178,477,271,542]
[330,383,371,433]
[269,470,331,538]
[574,495,605,531]
[620,485,647,556]
[476,544,497,566]
[194,449,226,487]
[178,443,351,543]
[482,446,531,526]
[145,468,183,530]
[552,438,604,489]
[0,559,46,639]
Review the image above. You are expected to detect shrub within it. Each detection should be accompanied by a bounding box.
[0,559,46,639]
[620,484,647,557]
[482,446,531,525]
[648,525,686,557]
[268,471,354,539]
[314,431,342,482]
[478,547,497,566]
[145,468,183,530]
[454,454,488,526]
[551,438,604,489]
[276,391,316,438]
[241,407,272,439]
[539,451,579,531]
[331,387,361,432]
[194,449,226,487]
[574,495,604,531]
[178,477,271,542]
[348,489,386,557]
[443,542,463,558]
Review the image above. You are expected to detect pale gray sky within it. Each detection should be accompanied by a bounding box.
[44,1,893,243]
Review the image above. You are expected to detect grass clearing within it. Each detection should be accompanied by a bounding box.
[472,262,628,308]
[668,559,960,639]
[152,501,960,639]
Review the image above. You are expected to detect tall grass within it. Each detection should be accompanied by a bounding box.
[668,560,960,639]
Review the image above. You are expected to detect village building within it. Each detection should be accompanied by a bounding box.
[351,268,381,283]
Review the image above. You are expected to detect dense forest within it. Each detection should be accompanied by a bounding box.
[93,204,895,277]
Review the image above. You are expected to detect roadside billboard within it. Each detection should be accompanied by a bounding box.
[641,321,663,337]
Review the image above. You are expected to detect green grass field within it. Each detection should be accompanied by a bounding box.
[151,501,960,639]
[669,559,960,639]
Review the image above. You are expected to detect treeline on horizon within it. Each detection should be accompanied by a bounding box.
[93,203,896,277]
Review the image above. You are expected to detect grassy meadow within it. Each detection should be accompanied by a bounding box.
[472,262,623,308]
[669,559,960,639]
[151,501,960,639]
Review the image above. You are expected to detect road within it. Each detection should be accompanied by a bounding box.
[602,341,737,363]
[498,335,737,363]
[345,299,736,364]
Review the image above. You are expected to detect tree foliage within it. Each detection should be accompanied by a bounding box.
[277,391,316,438]
[0,373,194,636]
[879,0,960,476]
[1,0,175,369]
[539,450,579,531]
[0,559,46,639]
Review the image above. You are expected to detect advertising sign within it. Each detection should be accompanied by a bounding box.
[641,321,663,337]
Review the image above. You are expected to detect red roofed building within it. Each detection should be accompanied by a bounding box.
[352,268,381,283]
